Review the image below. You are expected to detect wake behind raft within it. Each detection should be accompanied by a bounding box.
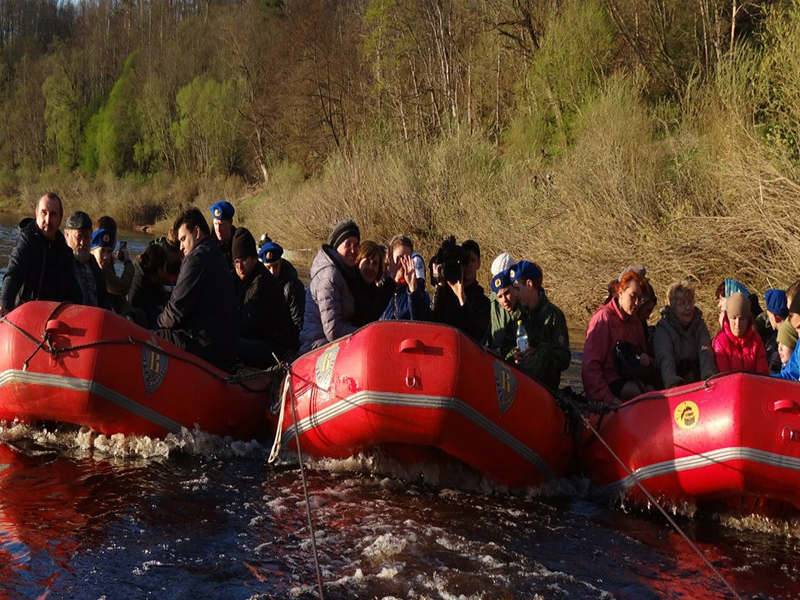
[0,301,275,440]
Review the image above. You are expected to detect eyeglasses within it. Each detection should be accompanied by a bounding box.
[674,298,695,309]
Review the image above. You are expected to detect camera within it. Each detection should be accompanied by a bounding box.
[430,236,470,286]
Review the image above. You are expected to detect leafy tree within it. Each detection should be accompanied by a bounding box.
[42,63,82,170]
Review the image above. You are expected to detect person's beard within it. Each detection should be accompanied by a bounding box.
[73,248,90,263]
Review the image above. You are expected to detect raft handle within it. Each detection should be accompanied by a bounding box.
[400,338,425,353]
[773,399,800,414]
[45,319,68,335]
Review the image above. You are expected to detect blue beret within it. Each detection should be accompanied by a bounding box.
[490,268,513,293]
[90,228,114,250]
[258,242,283,264]
[508,260,542,283]
[210,201,234,221]
[765,289,789,319]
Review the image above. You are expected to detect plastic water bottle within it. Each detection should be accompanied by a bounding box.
[516,320,529,352]
[412,253,426,281]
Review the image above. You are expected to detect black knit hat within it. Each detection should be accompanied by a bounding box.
[65,211,92,231]
[232,227,257,260]
[327,219,360,249]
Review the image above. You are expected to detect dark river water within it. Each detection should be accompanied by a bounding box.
[0,213,798,599]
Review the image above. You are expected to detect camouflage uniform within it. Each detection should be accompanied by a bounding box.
[504,290,570,390]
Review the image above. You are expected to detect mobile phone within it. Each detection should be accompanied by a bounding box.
[119,241,127,250]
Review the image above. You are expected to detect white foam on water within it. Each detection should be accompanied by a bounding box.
[361,533,408,562]
[0,420,268,461]
[718,513,800,538]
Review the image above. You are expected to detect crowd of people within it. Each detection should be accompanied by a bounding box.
[2,193,799,403]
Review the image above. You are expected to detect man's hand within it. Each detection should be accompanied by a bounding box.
[512,346,533,364]
[639,353,652,367]
[447,278,466,306]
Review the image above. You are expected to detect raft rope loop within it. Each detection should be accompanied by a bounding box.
[560,392,742,600]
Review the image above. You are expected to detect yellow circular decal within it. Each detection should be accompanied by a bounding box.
[674,400,699,430]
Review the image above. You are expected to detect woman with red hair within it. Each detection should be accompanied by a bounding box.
[582,270,656,404]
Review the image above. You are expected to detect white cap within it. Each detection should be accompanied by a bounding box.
[490,252,515,276]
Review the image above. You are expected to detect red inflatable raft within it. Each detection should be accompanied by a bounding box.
[581,372,800,513]
[0,301,273,440]
[277,321,573,487]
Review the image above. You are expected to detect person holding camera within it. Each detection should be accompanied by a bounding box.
[429,236,484,341]
[299,219,361,353]
[505,261,571,390]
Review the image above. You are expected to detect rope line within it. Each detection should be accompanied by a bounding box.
[287,369,326,600]
[560,392,741,599]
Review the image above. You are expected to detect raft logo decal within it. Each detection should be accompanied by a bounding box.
[493,361,517,416]
[142,344,168,394]
[674,400,699,430]
[315,345,340,391]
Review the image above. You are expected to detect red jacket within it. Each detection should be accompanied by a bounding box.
[582,299,647,404]
[712,316,768,375]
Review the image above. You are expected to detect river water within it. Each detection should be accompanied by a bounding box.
[0,213,797,599]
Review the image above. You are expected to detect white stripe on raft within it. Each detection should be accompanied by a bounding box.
[282,389,556,480]
[0,369,184,433]
[597,446,800,495]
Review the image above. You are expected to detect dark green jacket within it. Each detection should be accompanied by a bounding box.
[504,290,571,390]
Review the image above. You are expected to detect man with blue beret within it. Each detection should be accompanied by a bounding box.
[505,260,571,390]
[260,241,306,332]
[486,268,521,357]
[90,229,146,326]
[756,289,789,374]
[210,200,236,270]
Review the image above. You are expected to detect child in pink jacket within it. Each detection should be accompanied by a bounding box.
[712,292,768,374]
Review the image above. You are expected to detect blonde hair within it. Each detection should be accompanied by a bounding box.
[667,279,695,307]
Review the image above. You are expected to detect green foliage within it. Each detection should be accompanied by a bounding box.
[509,0,615,156]
[172,76,244,176]
[42,67,82,170]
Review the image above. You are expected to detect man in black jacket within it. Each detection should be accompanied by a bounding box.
[0,193,82,316]
[156,208,238,369]
[64,211,111,309]
[234,228,298,367]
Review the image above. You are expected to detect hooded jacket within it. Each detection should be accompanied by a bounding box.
[653,306,717,388]
[1,218,82,311]
[712,315,768,374]
[582,299,647,404]
[299,246,358,353]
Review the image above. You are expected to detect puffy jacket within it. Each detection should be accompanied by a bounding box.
[237,261,297,353]
[157,236,238,366]
[1,218,82,311]
[582,299,647,404]
[275,259,305,332]
[299,246,358,353]
[653,307,717,388]
[712,315,768,374]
